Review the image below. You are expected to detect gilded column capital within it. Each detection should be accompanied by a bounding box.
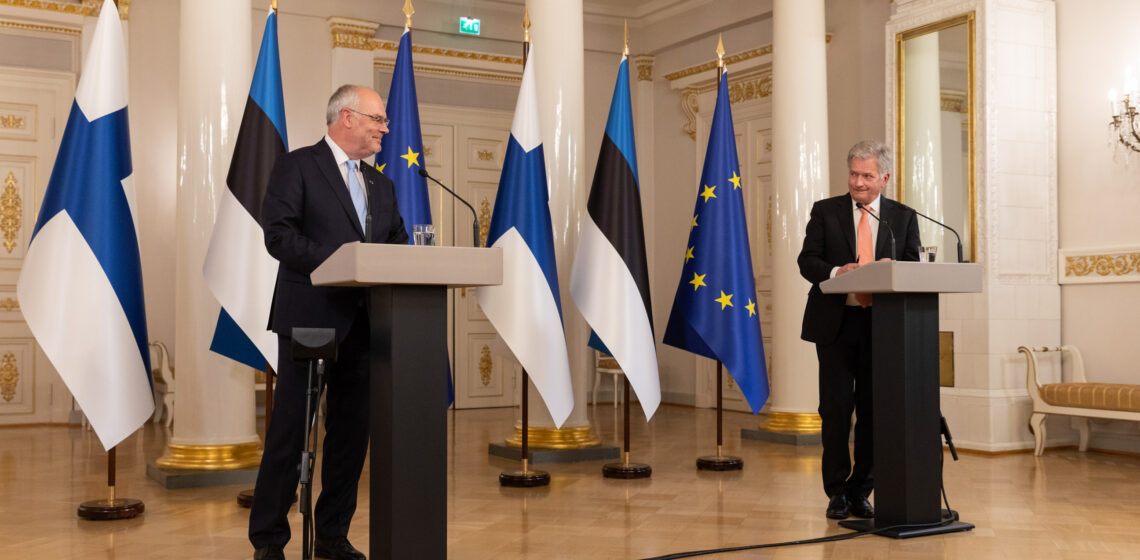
[631,54,654,82]
[327,16,380,51]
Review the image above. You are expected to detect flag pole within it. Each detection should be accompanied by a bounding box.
[602,21,651,479]
[696,36,743,472]
[78,445,145,520]
[498,9,550,488]
[238,363,276,508]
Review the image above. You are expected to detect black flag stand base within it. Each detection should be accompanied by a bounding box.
[697,361,743,471]
[603,378,651,479]
[500,370,551,488]
[78,447,145,520]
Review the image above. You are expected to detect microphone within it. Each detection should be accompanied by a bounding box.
[855,202,896,262]
[418,168,480,248]
[912,209,964,263]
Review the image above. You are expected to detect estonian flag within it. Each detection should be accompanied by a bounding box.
[570,54,660,420]
[662,68,769,414]
[476,47,574,427]
[203,6,286,373]
[16,0,153,449]
[377,27,431,243]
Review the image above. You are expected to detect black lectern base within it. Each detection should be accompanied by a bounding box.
[838,516,974,539]
[602,462,651,479]
[499,470,551,487]
[696,455,743,471]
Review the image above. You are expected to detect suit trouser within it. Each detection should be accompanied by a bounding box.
[815,305,874,500]
[249,310,371,548]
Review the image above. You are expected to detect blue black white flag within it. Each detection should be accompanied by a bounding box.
[570,54,660,420]
[203,6,286,373]
[17,0,153,449]
[476,47,574,427]
[663,68,769,414]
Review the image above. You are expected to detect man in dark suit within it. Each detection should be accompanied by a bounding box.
[798,140,921,521]
[250,84,408,560]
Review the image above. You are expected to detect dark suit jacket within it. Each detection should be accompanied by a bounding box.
[262,139,409,340]
[798,193,921,345]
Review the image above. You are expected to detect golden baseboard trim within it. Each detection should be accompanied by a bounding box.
[755,411,822,434]
[505,424,600,450]
[155,442,261,471]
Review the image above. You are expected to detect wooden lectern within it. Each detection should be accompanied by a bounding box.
[312,243,502,559]
[821,261,980,538]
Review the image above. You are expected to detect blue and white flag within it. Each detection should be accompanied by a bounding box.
[203,6,285,373]
[377,27,431,243]
[17,0,153,450]
[476,47,573,427]
[663,68,769,414]
[570,54,660,420]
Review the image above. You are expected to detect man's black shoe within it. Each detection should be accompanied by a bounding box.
[848,496,875,518]
[253,545,285,560]
[315,536,366,560]
[825,494,849,519]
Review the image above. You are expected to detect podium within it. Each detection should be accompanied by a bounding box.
[312,243,502,559]
[820,261,980,538]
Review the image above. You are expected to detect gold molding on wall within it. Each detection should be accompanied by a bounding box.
[1,171,21,253]
[0,350,18,402]
[0,19,80,36]
[664,45,773,82]
[1060,249,1140,284]
[679,70,772,139]
[374,61,521,85]
[0,115,24,129]
[0,0,129,19]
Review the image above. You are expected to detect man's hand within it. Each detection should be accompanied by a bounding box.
[836,262,861,276]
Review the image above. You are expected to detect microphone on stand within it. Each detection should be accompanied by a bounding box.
[856,202,896,261]
[912,209,965,263]
[418,168,480,248]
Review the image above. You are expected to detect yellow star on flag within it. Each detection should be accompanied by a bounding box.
[377,162,387,174]
[729,171,741,189]
[689,272,707,291]
[684,246,695,262]
[700,184,717,202]
[746,299,756,316]
[691,214,699,228]
[400,146,420,168]
[715,291,734,310]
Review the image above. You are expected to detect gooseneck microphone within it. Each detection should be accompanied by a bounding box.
[911,209,965,263]
[417,168,480,248]
[855,202,896,261]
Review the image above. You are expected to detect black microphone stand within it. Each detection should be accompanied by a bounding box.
[913,209,965,263]
[419,168,480,247]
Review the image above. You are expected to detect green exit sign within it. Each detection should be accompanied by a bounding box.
[459,17,481,35]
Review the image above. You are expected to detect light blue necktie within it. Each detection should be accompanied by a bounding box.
[346,160,367,232]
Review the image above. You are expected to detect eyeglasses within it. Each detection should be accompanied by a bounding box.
[347,108,390,126]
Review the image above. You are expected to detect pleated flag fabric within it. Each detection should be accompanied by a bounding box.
[662,69,769,414]
[570,54,660,420]
[377,27,431,243]
[17,0,153,450]
[476,47,574,427]
[203,7,286,373]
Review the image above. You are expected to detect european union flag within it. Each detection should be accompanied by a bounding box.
[377,28,430,243]
[662,69,768,414]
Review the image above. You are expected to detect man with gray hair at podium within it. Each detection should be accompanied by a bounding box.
[797,139,921,522]
[250,84,408,560]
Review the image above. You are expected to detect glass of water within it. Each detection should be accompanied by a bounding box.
[920,245,938,262]
[413,224,436,246]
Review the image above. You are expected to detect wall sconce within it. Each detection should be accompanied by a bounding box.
[1109,68,1140,153]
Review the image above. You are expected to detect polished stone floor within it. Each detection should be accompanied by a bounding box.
[1,404,1138,559]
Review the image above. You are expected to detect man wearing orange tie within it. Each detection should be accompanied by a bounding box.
[798,140,921,520]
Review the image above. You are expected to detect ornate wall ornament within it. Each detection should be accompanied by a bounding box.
[0,298,18,311]
[479,345,493,387]
[681,87,700,140]
[941,91,967,113]
[678,71,771,140]
[2,172,21,253]
[0,115,24,129]
[0,0,129,19]
[0,19,81,36]
[478,197,491,247]
[423,146,432,157]
[0,351,18,402]
[633,55,654,82]
[727,74,772,104]
[476,149,494,161]
[329,19,378,51]
[664,45,774,82]
[1060,248,1140,284]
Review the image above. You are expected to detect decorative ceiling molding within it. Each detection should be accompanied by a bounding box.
[0,18,80,35]
[0,0,128,20]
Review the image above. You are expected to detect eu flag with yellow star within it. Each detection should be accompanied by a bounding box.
[662,69,768,414]
[377,28,429,242]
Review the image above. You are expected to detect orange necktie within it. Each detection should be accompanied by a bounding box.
[855,207,872,307]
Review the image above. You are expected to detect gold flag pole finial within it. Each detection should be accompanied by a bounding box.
[716,34,725,68]
[271,0,277,12]
[523,8,531,43]
[623,20,629,56]
[403,0,414,28]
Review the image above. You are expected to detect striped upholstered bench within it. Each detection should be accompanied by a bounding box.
[1019,345,1140,456]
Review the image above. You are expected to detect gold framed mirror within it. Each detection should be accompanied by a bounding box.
[896,12,976,262]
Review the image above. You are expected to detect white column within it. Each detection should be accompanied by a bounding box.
[766,0,830,433]
[157,0,260,470]
[903,33,945,252]
[519,0,593,441]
